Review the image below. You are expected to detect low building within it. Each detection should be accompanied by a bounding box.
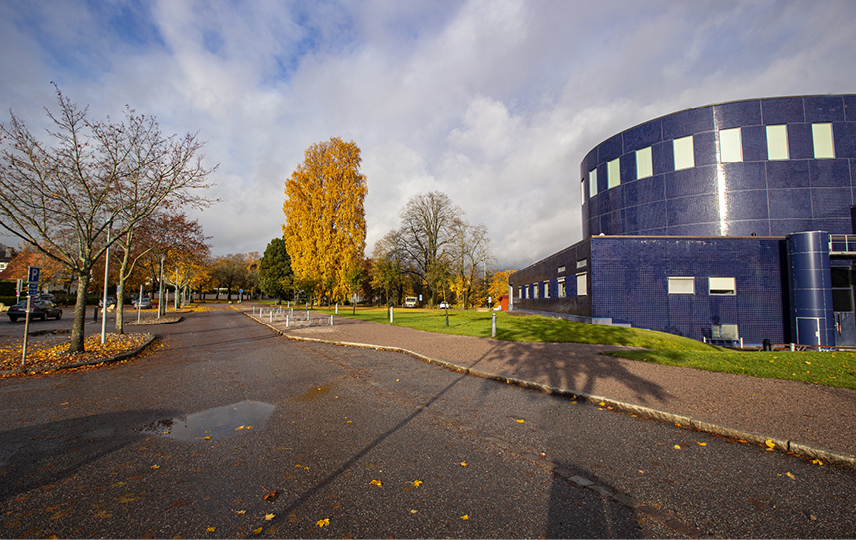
[509,95,856,347]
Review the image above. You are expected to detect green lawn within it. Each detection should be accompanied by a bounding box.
[328,307,856,390]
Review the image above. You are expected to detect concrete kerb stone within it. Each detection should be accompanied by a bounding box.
[0,333,157,376]
[235,307,856,472]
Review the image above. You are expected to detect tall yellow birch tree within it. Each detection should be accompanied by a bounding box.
[283,137,367,304]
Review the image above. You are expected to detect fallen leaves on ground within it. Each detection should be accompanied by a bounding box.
[316,518,329,527]
[264,513,275,521]
[0,333,154,376]
[263,490,279,501]
[369,479,382,487]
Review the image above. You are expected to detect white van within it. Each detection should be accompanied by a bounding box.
[404,297,418,308]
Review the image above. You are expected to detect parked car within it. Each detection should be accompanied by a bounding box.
[404,296,418,308]
[439,301,451,309]
[7,299,63,322]
[98,296,116,308]
[132,296,153,309]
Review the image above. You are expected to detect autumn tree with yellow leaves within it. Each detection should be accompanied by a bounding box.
[283,137,367,305]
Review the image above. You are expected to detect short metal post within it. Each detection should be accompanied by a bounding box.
[270,311,272,323]
[335,303,338,315]
[790,343,795,351]
[739,337,743,349]
[390,306,394,323]
[253,306,256,315]
[330,315,333,326]
[491,312,497,338]
[286,315,290,327]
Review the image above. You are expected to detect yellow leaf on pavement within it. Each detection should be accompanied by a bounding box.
[785,472,796,479]
[515,419,524,423]
[316,518,330,527]
[265,513,275,521]
[207,527,216,532]
[459,461,467,467]
[370,479,382,487]
[413,480,422,487]
[461,514,469,520]
[673,445,681,450]
[253,527,263,534]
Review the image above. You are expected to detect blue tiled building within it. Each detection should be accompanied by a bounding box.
[509,95,856,347]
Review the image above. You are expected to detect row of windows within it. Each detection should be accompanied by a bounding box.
[520,276,737,299]
[519,273,587,299]
[583,123,838,200]
[668,276,736,296]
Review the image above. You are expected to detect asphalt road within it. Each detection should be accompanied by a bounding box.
[0,307,854,538]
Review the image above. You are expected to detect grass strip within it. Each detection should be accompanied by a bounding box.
[326,307,856,389]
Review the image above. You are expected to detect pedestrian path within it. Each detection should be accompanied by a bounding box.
[237,305,856,468]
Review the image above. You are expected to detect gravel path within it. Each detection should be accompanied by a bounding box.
[239,305,856,461]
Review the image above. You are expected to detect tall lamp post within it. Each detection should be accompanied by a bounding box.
[100,220,112,344]
[158,255,165,319]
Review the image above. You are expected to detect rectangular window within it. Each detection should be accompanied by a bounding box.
[636,146,653,179]
[709,277,736,296]
[812,123,835,159]
[766,125,789,160]
[532,284,539,299]
[711,324,739,340]
[580,179,585,203]
[719,128,743,163]
[607,158,620,189]
[558,278,566,297]
[667,277,695,295]
[589,168,598,198]
[576,272,587,296]
[576,258,587,269]
[673,135,695,170]
[558,265,565,273]
[518,286,523,299]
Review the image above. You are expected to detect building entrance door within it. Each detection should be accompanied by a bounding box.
[796,317,822,346]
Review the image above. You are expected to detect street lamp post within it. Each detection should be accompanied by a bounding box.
[100,221,112,344]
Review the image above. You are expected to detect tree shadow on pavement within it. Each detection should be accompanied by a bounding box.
[0,408,176,504]
[463,340,670,406]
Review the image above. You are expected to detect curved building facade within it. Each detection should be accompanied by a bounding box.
[581,95,856,238]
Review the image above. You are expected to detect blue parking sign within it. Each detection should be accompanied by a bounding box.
[28,283,38,296]
[28,266,41,283]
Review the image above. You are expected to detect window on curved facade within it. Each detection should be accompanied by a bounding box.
[766,125,789,160]
[719,128,743,163]
[673,135,695,170]
[607,158,620,189]
[812,123,835,159]
[589,169,597,198]
[636,146,653,179]
[580,178,585,203]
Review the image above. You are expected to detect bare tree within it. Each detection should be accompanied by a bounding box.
[0,86,215,352]
[448,219,493,309]
[398,191,463,304]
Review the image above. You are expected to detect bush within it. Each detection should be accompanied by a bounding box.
[0,281,17,296]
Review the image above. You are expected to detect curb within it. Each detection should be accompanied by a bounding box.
[0,334,157,376]
[236,307,856,471]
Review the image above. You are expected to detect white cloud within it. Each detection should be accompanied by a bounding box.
[2,0,856,271]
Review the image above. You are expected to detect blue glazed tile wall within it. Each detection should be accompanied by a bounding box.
[581,95,856,240]
[591,237,785,343]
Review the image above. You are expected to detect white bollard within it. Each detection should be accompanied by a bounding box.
[790,343,795,351]
[286,315,290,327]
[492,312,497,338]
[335,303,338,315]
[330,315,333,326]
[390,306,394,323]
[270,311,273,323]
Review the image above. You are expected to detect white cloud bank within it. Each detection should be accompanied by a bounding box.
[2,0,855,269]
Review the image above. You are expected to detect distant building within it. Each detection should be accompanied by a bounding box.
[509,95,856,347]
[0,246,15,273]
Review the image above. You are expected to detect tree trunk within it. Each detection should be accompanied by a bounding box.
[69,272,91,353]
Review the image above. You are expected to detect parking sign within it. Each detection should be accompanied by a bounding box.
[28,266,41,283]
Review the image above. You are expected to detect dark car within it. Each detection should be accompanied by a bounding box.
[98,296,116,308]
[7,299,63,322]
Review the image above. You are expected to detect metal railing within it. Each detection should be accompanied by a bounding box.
[254,306,334,327]
[829,234,856,254]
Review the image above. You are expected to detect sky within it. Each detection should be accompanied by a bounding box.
[1,0,855,271]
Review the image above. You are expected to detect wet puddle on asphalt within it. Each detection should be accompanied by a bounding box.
[138,400,276,441]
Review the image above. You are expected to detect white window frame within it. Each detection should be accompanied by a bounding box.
[709,277,736,296]
[558,265,566,273]
[766,125,789,160]
[576,272,587,296]
[576,258,587,269]
[636,146,653,179]
[580,179,586,203]
[558,277,566,298]
[607,158,620,189]
[532,284,539,299]
[673,135,695,171]
[589,168,598,198]
[667,277,695,295]
[812,123,835,159]
[719,128,743,163]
